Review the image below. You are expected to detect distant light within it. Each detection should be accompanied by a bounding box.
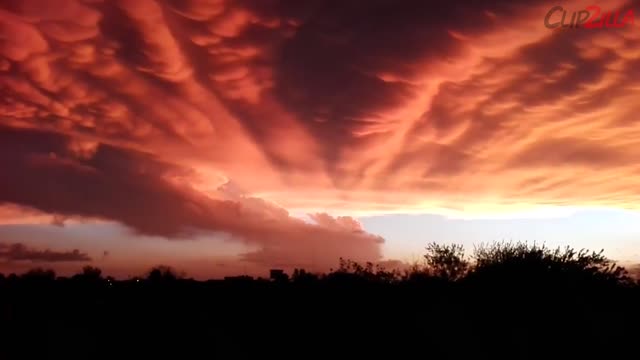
[136,279,140,282]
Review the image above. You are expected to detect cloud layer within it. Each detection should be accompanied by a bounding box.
[2,0,640,272]
[0,125,382,271]
[0,242,91,262]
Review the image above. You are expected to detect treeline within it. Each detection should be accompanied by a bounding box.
[1,242,639,359]
[0,241,635,285]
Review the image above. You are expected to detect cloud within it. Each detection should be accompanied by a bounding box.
[0,204,57,225]
[0,126,383,270]
[1,0,638,210]
[0,242,91,262]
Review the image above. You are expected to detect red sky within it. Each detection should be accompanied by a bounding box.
[1,0,640,278]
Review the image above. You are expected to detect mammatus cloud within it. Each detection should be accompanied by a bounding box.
[1,0,640,272]
[0,242,91,262]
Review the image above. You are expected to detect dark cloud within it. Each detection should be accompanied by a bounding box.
[265,0,551,166]
[0,125,212,237]
[0,126,383,270]
[0,242,91,262]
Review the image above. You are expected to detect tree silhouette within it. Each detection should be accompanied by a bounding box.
[424,242,469,281]
[291,268,319,283]
[328,258,400,283]
[21,268,56,281]
[73,266,103,281]
[470,241,630,285]
[146,265,182,282]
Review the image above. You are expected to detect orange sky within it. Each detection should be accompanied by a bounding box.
[1,0,640,277]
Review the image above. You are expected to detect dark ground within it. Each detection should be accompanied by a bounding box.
[1,244,639,359]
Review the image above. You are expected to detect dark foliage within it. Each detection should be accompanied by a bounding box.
[0,242,638,359]
[471,242,630,285]
[424,242,469,280]
[146,265,183,282]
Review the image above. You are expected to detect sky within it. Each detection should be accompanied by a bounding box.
[1,0,640,278]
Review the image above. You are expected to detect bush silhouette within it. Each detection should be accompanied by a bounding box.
[21,268,56,281]
[424,242,469,280]
[146,265,182,282]
[469,241,630,286]
[327,258,400,283]
[72,266,103,282]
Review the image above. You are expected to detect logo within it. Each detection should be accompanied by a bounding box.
[544,5,634,29]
